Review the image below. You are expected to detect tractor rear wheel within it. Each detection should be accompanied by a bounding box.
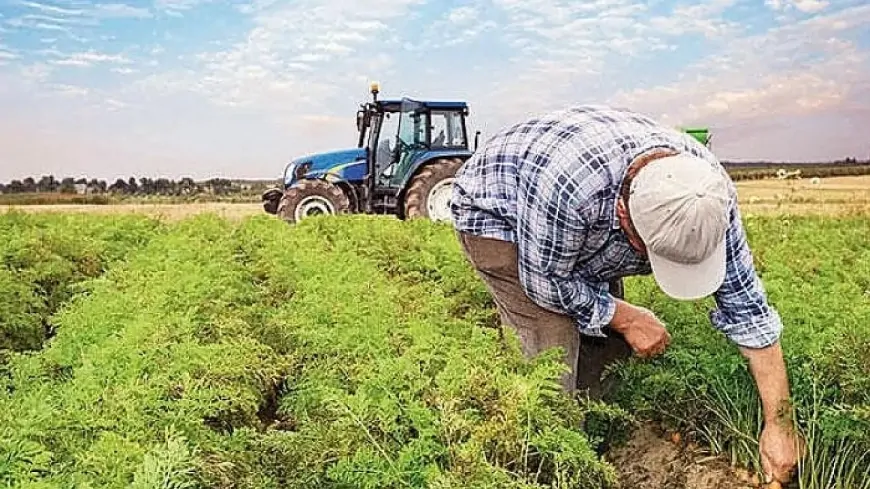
[277,179,351,224]
[403,157,465,222]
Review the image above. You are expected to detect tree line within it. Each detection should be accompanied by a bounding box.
[0,175,274,196]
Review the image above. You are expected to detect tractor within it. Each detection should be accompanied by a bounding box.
[261,83,476,224]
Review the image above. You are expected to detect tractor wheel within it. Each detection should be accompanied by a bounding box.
[403,157,465,222]
[277,179,351,224]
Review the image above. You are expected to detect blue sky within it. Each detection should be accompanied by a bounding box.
[1,0,868,181]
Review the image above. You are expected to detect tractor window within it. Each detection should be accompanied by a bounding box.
[430,111,466,148]
[373,112,401,181]
[398,109,427,149]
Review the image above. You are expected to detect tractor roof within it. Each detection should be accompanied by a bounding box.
[377,99,468,111]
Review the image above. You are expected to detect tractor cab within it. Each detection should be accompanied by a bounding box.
[354,85,474,218]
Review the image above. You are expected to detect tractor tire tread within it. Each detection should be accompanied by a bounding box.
[404,157,465,220]
[277,179,351,224]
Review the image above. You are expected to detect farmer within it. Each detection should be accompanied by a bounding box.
[449,105,802,484]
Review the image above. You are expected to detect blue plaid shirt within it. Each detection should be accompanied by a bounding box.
[450,105,782,349]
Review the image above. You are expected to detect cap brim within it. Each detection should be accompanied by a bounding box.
[647,238,727,300]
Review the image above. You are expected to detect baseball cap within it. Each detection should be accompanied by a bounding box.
[627,152,731,300]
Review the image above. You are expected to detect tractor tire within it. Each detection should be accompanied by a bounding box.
[403,157,465,222]
[277,179,351,224]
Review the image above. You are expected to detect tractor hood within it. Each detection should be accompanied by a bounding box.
[283,147,366,185]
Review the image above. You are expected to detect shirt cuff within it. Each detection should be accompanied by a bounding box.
[709,307,783,349]
[575,283,617,338]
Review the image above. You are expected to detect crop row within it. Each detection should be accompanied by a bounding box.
[1,214,620,488]
[0,212,164,352]
[611,214,870,488]
[1,211,867,488]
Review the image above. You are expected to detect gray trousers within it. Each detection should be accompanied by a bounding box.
[457,231,631,397]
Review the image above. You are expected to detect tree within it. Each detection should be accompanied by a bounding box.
[37,175,58,192]
[109,179,129,194]
[59,177,76,194]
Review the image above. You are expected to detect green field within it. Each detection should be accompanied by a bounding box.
[0,211,868,488]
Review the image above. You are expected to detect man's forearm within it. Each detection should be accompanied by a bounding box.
[740,340,793,425]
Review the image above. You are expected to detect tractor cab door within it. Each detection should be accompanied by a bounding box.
[387,98,428,187]
[372,110,401,185]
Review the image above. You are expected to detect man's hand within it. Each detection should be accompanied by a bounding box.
[760,419,803,484]
[609,300,670,358]
[741,341,804,484]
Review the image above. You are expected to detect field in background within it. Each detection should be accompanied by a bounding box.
[3,175,869,220]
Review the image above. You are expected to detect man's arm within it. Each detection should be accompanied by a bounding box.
[712,201,802,483]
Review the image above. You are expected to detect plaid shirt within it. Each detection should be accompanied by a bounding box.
[450,105,782,349]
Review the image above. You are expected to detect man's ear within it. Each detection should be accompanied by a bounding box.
[616,197,629,221]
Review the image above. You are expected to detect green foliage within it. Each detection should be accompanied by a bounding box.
[0,211,164,352]
[1,210,868,488]
[609,213,870,488]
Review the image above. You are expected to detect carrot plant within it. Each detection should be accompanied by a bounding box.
[1,210,866,489]
[0,211,164,351]
[230,215,619,488]
[610,213,870,488]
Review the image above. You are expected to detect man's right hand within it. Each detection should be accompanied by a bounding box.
[609,300,670,358]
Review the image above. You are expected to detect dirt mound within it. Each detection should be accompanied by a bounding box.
[606,424,762,489]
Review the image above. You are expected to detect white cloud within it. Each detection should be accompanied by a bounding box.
[50,50,132,66]
[767,0,829,13]
[447,6,478,24]
[153,0,212,16]
[140,0,424,116]
[46,83,89,96]
[609,3,870,129]
[17,1,83,16]
[92,4,152,19]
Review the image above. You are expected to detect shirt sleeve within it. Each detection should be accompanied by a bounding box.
[710,201,783,348]
[513,161,617,337]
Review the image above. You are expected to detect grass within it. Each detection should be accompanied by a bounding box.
[0,210,868,488]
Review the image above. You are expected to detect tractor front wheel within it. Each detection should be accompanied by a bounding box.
[403,157,465,222]
[277,179,351,224]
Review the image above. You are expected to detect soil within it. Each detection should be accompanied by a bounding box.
[606,424,763,489]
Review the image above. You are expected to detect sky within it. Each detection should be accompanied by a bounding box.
[0,0,869,182]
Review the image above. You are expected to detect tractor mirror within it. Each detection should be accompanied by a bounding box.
[474,131,481,151]
[356,111,363,131]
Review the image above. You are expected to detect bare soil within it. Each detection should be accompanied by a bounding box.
[607,424,762,489]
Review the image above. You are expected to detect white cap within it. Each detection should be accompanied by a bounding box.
[627,153,731,300]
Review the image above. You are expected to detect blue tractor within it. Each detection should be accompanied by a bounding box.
[261,83,478,223]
